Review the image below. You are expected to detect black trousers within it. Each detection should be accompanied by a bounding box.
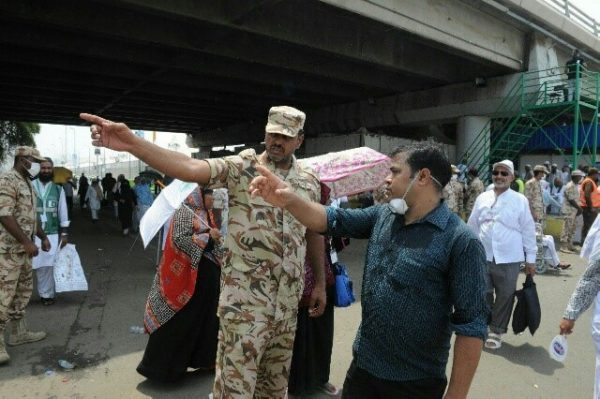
[288,285,335,395]
[78,187,88,208]
[341,359,447,399]
[66,196,73,219]
[582,208,598,243]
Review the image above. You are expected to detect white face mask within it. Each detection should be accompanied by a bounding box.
[389,173,420,215]
[26,160,40,178]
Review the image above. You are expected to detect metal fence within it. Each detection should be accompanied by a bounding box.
[545,0,599,37]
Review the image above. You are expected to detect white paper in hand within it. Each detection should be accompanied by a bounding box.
[139,179,198,248]
[548,334,568,362]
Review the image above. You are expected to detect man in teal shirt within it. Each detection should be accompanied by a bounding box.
[249,142,488,399]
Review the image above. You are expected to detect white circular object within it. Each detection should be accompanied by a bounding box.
[549,334,568,362]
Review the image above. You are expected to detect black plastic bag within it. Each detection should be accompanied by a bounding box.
[512,274,541,335]
[512,289,528,334]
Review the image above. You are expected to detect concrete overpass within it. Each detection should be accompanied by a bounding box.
[0,0,598,151]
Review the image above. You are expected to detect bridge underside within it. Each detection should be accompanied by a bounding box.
[0,0,515,137]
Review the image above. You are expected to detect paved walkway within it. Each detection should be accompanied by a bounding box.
[0,204,596,398]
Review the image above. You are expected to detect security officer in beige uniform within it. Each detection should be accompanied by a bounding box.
[525,164,548,223]
[82,106,326,398]
[0,147,51,364]
[560,170,584,253]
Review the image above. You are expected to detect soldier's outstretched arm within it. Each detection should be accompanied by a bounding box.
[81,113,211,184]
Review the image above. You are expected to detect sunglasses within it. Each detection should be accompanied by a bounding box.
[492,170,509,176]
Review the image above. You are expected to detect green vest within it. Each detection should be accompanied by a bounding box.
[516,178,525,194]
[35,182,61,235]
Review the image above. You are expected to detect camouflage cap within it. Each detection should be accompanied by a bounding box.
[14,146,45,162]
[533,164,549,173]
[265,106,306,138]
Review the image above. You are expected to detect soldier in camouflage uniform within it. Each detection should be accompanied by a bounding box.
[83,106,326,399]
[442,165,463,218]
[465,166,484,219]
[560,170,584,253]
[0,147,51,365]
[525,165,548,223]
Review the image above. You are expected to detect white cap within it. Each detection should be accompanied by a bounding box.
[492,159,514,176]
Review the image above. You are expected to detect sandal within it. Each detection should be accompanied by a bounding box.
[484,333,502,350]
[318,382,340,396]
[558,263,571,270]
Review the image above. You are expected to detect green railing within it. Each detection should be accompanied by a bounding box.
[459,64,599,182]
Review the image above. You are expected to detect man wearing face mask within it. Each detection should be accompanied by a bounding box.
[0,146,51,365]
[248,142,488,399]
[32,158,70,306]
[468,160,537,350]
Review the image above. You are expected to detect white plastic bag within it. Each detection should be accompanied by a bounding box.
[548,334,568,362]
[53,244,88,292]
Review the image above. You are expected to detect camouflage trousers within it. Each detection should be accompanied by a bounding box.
[560,212,578,245]
[213,317,297,399]
[0,252,33,332]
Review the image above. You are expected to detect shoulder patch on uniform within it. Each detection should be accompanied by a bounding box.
[238,148,258,160]
[297,164,319,182]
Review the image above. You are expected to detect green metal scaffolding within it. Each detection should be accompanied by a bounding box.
[460,64,599,182]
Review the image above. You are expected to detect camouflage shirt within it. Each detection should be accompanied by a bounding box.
[0,168,37,253]
[525,178,545,220]
[465,177,484,217]
[206,149,320,322]
[561,181,580,216]
[443,179,464,215]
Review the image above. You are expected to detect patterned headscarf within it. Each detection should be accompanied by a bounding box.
[143,187,220,333]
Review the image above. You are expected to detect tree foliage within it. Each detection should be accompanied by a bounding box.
[0,121,40,163]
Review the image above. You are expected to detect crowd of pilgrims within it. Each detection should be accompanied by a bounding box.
[49,157,593,397]
[65,173,342,396]
[440,161,588,246]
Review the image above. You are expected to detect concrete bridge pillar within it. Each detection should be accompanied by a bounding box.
[456,116,490,165]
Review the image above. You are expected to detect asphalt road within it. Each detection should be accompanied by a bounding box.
[0,206,595,398]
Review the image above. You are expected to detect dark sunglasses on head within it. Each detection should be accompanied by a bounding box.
[492,170,509,176]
